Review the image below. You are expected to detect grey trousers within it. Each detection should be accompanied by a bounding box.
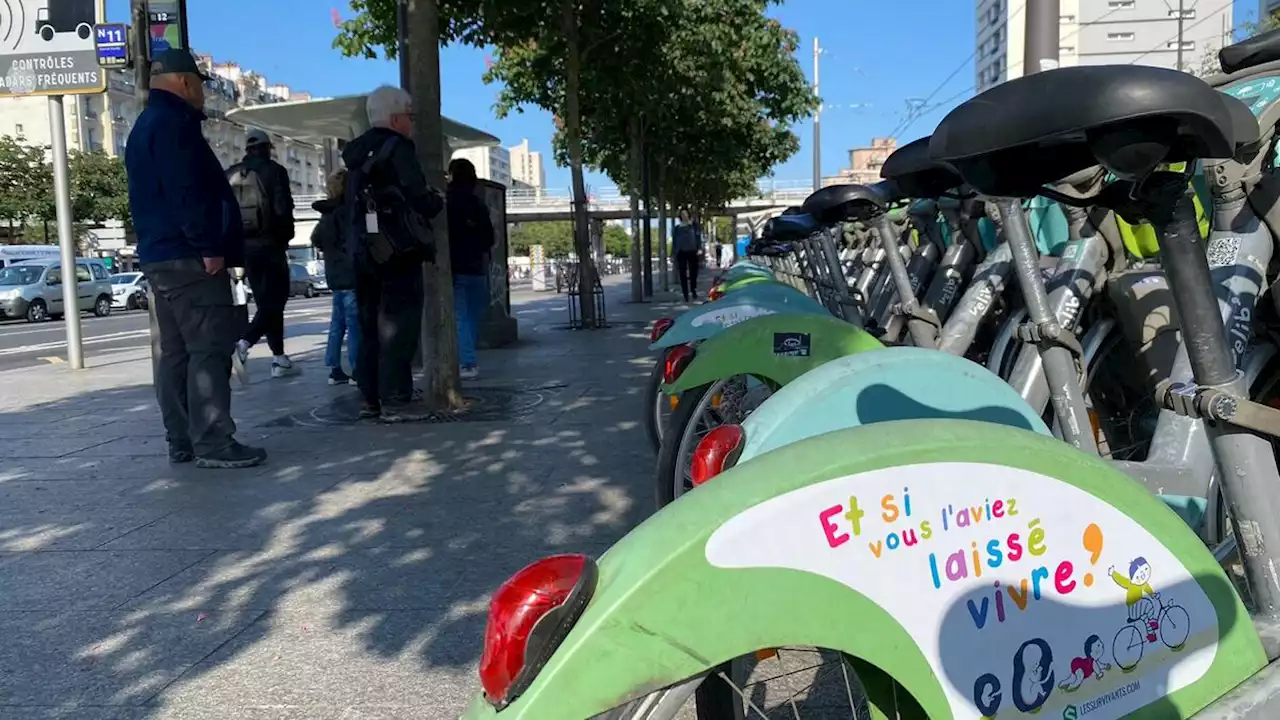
[142,259,238,455]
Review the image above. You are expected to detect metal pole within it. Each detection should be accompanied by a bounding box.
[1024,0,1060,75]
[641,137,653,298]
[48,96,83,370]
[397,0,411,90]
[812,36,821,190]
[1175,0,1185,72]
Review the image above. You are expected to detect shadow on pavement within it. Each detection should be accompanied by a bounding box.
[0,277,686,717]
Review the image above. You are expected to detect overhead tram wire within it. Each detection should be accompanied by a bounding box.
[890,3,1133,141]
[1127,0,1230,67]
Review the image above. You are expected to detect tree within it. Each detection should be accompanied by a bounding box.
[0,135,52,240]
[508,220,576,257]
[1192,12,1280,77]
[603,223,630,257]
[69,149,130,226]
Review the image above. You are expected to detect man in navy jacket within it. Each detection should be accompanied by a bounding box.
[126,50,266,469]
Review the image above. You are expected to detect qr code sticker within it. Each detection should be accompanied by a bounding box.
[1207,237,1241,268]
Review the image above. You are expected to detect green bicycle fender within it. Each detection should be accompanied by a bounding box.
[720,274,776,294]
[661,314,883,395]
[461,421,1263,720]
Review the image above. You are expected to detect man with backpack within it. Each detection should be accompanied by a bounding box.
[340,85,444,422]
[228,128,296,380]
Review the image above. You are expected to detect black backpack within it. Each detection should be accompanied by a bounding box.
[344,137,434,267]
[228,165,270,236]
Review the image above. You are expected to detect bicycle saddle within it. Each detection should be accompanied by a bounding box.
[880,135,963,199]
[800,183,889,224]
[1219,28,1280,75]
[761,213,820,242]
[929,65,1255,197]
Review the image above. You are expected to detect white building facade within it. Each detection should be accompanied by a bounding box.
[976,0,1233,92]
[508,138,545,188]
[451,145,513,188]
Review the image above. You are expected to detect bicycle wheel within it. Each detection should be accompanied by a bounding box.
[1073,320,1157,461]
[1112,624,1145,671]
[595,648,874,720]
[1160,605,1191,649]
[644,357,673,454]
[655,375,773,510]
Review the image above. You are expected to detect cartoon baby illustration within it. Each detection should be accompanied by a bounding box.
[1111,557,1162,642]
[1058,635,1111,691]
[1013,640,1054,712]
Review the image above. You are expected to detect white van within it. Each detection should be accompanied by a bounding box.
[0,245,61,269]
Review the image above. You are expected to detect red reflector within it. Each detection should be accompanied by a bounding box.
[663,344,696,384]
[691,424,745,486]
[479,554,597,708]
[707,284,725,301]
[650,317,675,342]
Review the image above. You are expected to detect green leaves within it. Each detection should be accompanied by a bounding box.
[0,136,129,239]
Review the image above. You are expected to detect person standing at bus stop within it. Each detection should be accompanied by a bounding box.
[447,158,495,380]
[229,128,297,379]
[126,49,266,469]
[672,210,702,302]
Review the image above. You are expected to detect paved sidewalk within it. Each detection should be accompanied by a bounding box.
[0,276,691,719]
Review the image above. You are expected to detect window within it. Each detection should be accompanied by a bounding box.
[46,267,61,285]
[75,264,92,283]
[1168,8,1195,18]
[1060,14,1075,22]
[1108,32,1136,41]
[91,263,108,281]
[14,123,22,135]
[1060,45,1075,53]
[1108,0,1135,8]
[1167,40,1195,50]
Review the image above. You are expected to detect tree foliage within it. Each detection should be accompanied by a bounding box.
[1192,12,1280,77]
[0,136,129,242]
[509,220,630,258]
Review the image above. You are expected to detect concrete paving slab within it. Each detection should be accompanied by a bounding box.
[0,507,174,551]
[0,550,212,611]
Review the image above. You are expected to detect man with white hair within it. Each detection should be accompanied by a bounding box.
[339,84,444,422]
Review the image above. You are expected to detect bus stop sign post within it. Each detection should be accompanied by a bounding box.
[0,0,112,369]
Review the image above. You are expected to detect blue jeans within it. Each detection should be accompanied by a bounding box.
[325,290,360,372]
[454,274,488,368]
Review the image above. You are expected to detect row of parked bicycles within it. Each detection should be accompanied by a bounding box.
[462,31,1280,720]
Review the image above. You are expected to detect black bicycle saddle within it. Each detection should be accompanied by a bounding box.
[800,183,890,224]
[762,213,820,242]
[929,65,1256,197]
[880,135,962,199]
[1219,28,1280,75]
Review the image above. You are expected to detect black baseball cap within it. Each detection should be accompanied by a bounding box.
[151,49,211,80]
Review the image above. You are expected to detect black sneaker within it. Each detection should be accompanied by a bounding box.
[168,442,195,464]
[195,441,268,469]
[328,368,352,386]
[380,399,433,423]
[358,402,382,420]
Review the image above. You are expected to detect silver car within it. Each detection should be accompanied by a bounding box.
[0,257,115,323]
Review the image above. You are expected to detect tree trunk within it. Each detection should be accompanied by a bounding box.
[641,126,652,298]
[628,115,643,302]
[406,0,463,409]
[563,0,596,326]
[657,161,668,292]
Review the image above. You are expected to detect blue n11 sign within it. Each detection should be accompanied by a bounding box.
[94,23,128,69]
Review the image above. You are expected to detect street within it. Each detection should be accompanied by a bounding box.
[0,296,334,373]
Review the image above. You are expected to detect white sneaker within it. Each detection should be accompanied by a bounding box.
[271,355,297,379]
[460,366,480,380]
[231,340,251,386]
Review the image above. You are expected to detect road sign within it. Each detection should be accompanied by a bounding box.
[0,0,107,97]
[93,23,127,69]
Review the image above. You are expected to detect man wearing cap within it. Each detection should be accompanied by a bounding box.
[227,129,296,379]
[125,49,267,469]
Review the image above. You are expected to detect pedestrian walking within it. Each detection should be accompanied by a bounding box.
[125,49,266,469]
[672,210,702,302]
[310,169,360,386]
[342,85,444,422]
[446,158,495,380]
[228,128,297,379]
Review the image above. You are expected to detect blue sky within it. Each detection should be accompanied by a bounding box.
[103,0,1264,191]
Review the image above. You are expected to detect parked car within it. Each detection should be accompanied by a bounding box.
[0,257,114,322]
[288,263,325,298]
[110,272,149,311]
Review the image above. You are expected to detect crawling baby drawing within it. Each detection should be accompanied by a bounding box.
[1058,635,1111,691]
[1112,556,1161,641]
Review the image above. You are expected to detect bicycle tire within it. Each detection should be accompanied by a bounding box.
[655,381,716,510]
[643,357,667,454]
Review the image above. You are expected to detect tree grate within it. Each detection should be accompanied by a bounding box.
[257,385,561,428]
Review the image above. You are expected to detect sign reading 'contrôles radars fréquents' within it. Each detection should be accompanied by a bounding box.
[0,0,106,97]
[705,462,1222,720]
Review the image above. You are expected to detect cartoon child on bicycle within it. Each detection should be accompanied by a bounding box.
[1059,634,1112,691]
[1111,556,1162,642]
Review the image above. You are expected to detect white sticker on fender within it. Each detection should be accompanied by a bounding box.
[689,304,775,329]
[704,462,1218,720]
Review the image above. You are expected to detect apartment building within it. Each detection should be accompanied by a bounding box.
[452,145,513,188]
[0,54,325,197]
[508,138,546,188]
[836,137,897,185]
[975,0,1233,92]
